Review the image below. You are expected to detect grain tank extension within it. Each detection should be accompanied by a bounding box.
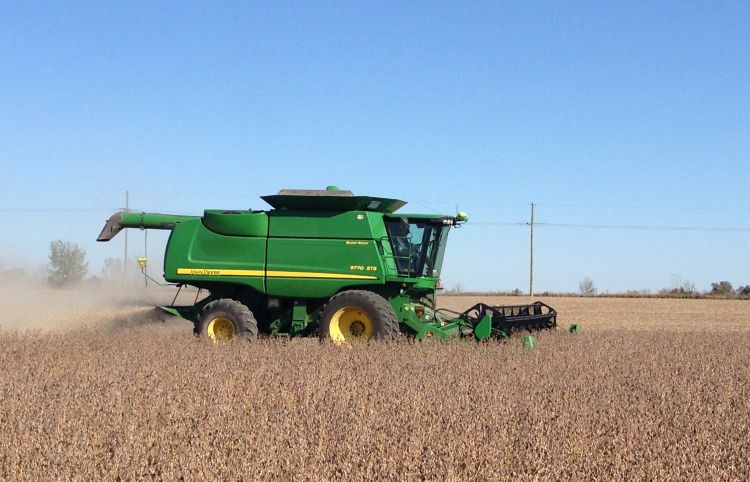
[98,188,563,342]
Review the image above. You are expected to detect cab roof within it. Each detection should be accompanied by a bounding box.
[261,189,407,213]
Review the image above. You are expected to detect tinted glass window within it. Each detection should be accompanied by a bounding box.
[385,218,449,278]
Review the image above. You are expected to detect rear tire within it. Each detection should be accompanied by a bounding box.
[319,290,399,344]
[198,299,258,341]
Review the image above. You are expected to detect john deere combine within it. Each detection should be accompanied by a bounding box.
[97,188,561,342]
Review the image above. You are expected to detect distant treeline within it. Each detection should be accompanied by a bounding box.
[442,281,750,300]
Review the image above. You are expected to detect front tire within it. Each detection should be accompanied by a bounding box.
[198,299,258,341]
[319,290,399,344]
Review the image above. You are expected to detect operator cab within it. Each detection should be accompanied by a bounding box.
[384,216,454,278]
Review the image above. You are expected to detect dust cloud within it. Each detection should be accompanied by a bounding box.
[0,279,194,335]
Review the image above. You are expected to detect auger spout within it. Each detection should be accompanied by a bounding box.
[97,211,198,241]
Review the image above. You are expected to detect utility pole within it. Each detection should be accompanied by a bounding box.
[529,202,535,297]
[123,190,129,280]
[144,228,148,287]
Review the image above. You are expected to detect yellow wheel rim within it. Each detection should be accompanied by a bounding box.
[328,306,374,344]
[207,317,235,341]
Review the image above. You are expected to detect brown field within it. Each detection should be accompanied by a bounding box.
[1,288,749,480]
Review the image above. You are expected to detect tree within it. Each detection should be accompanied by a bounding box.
[738,285,750,296]
[661,279,698,297]
[710,281,734,296]
[48,240,88,286]
[579,277,597,296]
[665,274,697,296]
[101,257,123,281]
[681,280,697,295]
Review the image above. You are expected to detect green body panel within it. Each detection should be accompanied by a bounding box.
[164,218,267,294]
[265,237,383,297]
[203,210,268,236]
[265,211,389,297]
[473,313,492,341]
[268,210,386,238]
[157,306,182,318]
[416,321,461,341]
[151,208,438,302]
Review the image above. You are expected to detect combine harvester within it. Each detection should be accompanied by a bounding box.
[98,188,573,343]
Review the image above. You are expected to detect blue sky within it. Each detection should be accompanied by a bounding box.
[1,1,748,292]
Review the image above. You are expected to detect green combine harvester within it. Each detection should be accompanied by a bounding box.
[98,187,562,343]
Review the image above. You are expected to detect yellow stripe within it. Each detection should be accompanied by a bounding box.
[176,268,378,280]
[265,270,378,280]
[177,268,264,276]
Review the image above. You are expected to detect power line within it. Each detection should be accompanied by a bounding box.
[3,189,749,212]
[468,222,528,227]
[0,206,747,233]
[466,221,750,232]
[537,222,750,232]
[0,188,119,193]
[411,201,444,215]
[0,187,259,199]
[128,189,260,198]
[537,202,750,212]
[0,208,120,213]
[413,200,531,207]
[416,199,750,212]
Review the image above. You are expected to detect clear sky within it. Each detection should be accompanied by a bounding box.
[1,1,748,293]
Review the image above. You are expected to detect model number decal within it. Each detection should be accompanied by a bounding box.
[345,240,369,246]
[350,265,378,271]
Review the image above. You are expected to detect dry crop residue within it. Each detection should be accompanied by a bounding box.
[1,296,749,480]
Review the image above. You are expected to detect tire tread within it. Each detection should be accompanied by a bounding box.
[321,290,399,341]
[199,298,258,339]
